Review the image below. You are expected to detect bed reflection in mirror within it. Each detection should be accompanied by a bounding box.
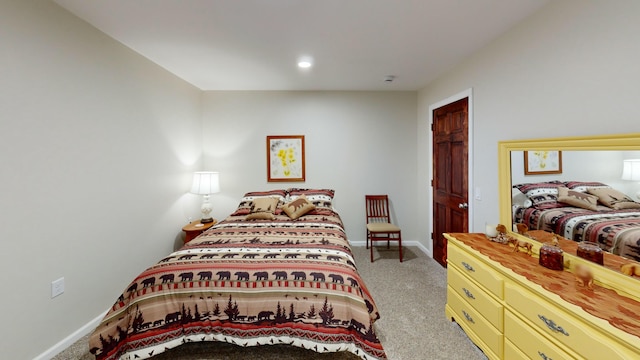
[497,133,640,261]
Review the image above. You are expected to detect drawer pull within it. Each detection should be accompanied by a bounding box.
[461,261,475,272]
[538,315,569,336]
[462,287,475,299]
[462,310,475,324]
[538,351,553,360]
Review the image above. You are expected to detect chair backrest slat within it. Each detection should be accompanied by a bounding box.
[365,195,391,223]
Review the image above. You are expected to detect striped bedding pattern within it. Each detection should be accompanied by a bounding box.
[89,208,385,360]
[514,205,640,261]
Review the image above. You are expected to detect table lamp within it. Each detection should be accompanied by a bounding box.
[190,171,220,223]
[621,159,640,200]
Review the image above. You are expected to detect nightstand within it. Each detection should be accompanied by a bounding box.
[182,219,216,243]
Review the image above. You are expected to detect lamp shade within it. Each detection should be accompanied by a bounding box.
[621,159,640,181]
[190,172,220,195]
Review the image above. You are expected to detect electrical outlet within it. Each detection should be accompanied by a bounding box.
[51,277,64,298]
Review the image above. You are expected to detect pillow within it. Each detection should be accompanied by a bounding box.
[563,181,610,193]
[557,187,598,211]
[528,193,563,209]
[586,188,640,210]
[245,197,279,220]
[287,188,335,208]
[252,197,279,212]
[242,189,287,202]
[511,188,532,208]
[231,190,287,216]
[513,181,563,197]
[282,194,316,219]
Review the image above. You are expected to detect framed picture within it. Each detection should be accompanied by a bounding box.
[267,135,305,182]
[524,150,562,175]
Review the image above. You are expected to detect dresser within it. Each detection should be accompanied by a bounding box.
[445,232,640,360]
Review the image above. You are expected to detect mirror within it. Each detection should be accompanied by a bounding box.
[510,150,640,200]
[498,133,640,258]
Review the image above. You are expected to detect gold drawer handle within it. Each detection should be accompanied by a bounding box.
[461,261,475,272]
[462,310,475,324]
[538,315,569,336]
[538,351,553,360]
[462,287,475,300]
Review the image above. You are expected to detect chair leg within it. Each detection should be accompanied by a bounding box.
[366,230,369,249]
[398,233,403,262]
[370,238,374,262]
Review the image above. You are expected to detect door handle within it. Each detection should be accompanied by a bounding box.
[458,203,468,209]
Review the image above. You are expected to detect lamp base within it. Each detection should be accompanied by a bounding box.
[200,217,214,224]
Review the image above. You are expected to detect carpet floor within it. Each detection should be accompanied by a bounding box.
[53,245,487,360]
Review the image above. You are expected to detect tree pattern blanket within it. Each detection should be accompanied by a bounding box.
[89,209,385,360]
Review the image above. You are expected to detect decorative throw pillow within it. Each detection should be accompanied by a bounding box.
[587,188,640,210]
[282,194,316,219]
[245,197,279,220]
[232,190,287,216]
[557,187,599,211]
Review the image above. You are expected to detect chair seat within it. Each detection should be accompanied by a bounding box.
[367,222,400,232]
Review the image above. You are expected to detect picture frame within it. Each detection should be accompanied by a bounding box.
[524,150,562,175]
[267,135,305,182]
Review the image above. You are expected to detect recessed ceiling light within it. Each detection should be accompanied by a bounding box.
[297,56,313,69]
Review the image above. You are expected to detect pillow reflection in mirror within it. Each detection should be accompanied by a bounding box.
[512,188,532,208]
[557,187,598,211]
[513,181,563,197]
[587,187,640,210]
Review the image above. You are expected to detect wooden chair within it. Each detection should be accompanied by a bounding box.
[365,195,402,262]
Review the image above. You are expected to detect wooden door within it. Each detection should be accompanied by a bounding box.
[432,98,469,267]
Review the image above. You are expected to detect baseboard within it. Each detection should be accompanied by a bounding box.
[350,240,432,258]
[34,310,107,360]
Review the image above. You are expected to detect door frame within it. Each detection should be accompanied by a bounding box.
[428,88,474,257]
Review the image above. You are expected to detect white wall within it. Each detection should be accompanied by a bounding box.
[0,1,203,358]
[201,91,418,246]
[418,0,640,249]
[511,150,640,199]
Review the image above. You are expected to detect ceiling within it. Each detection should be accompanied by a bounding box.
[53,0,549,91]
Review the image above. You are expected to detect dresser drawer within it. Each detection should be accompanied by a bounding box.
[504,338,529,360]
[505,283,634,360]
[447,286,502,358]
[448,266,503,331]
[505,310,575,360]
[448,242,503,299]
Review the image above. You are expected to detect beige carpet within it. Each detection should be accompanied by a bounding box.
[53,246,487,360]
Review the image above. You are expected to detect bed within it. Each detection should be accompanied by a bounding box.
[89,188,386,360]
[512,181,640,261]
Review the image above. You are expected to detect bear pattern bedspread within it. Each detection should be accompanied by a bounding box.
[89,209,385,360]
[514,205,640,261]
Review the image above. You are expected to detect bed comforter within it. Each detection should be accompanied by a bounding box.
[514,205,640,261]
[89,209,385,360]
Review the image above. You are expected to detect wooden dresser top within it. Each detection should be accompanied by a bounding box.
[447,232,640,340]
